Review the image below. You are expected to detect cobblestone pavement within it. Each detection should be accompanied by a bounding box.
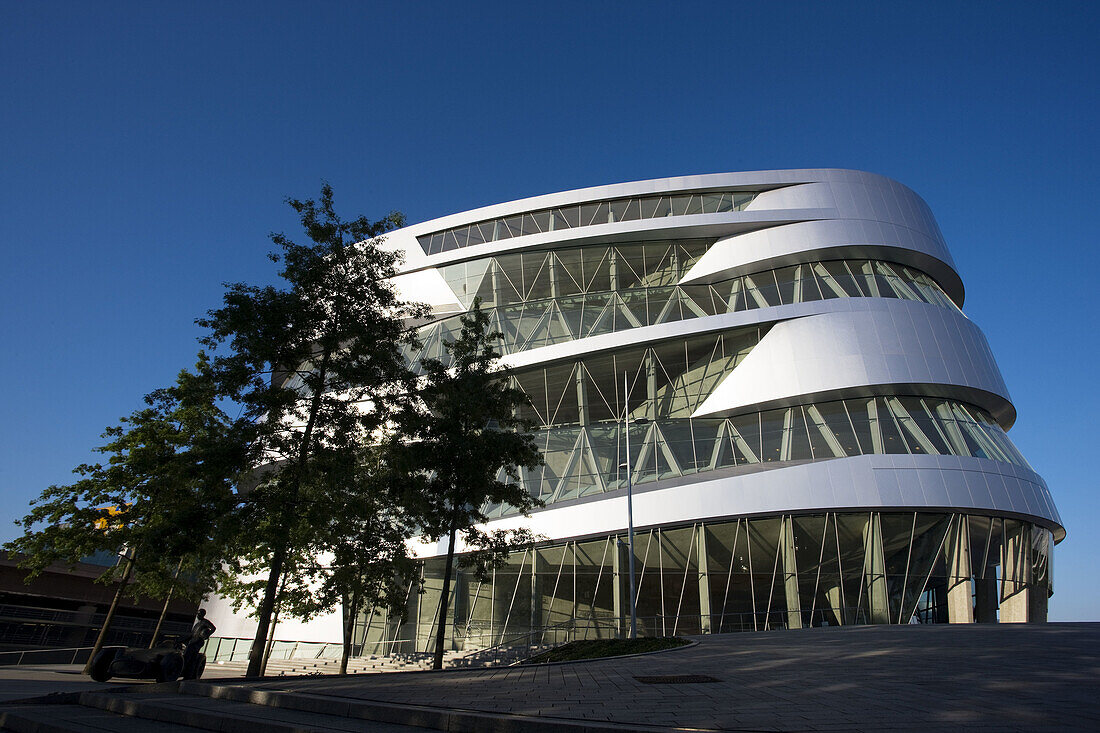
[235,623,1100,731]
[0,665,117,702]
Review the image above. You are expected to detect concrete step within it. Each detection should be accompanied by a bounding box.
[203,646,524,679]
[0,703,213,733]
[74,690,435,733]
[0,678,686,733]
[175,681,669,733]
[213,659,434,675]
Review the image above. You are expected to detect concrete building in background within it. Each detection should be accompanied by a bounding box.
[0,552,196,653]
[205,170,1061,658]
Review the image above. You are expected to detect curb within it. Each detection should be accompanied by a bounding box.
[180,681,717,733]
[0,680,179,707]
[0,708,78,733]
[79,691,309,733]
[518,638,699,668]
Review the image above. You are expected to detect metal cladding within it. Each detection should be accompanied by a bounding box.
[386,170,1061,546]
[201,170,1062,652]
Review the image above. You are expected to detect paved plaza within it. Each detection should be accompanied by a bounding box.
[230,622,1100,731]
[0,665,112,703]
[1,623,1098,731]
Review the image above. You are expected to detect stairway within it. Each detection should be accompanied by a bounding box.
[206,649,469,678]
[0,686,440,732]
[204,643,550,678]
[0,677,654,733]
[448,643,552,668]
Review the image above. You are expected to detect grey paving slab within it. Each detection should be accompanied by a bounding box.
[0,667,122,703]
[3,624,1097,732]
[0,704,205,732]
[0,661,243,704]
[79,692,440,733]
[225,623,1100,731]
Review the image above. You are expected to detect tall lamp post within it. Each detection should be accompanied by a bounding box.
[621,372,648,640]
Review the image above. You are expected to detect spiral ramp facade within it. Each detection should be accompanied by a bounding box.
[362,169,1062,652]
[204,170,1063,654]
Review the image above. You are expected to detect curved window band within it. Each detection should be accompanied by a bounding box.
[408,257,960,369]
[418,190,759,255]
[484,395,1029,519]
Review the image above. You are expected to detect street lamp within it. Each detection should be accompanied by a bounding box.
[620,371,648,640]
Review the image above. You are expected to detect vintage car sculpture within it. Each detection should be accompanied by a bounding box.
[89,636,206,683]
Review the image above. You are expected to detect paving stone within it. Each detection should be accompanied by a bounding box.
[75,691,440,733]
[0,704,207,733]
[4,623,1099,732]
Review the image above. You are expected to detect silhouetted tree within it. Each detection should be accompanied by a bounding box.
[197,184,422,677]
[393,300,543,669]
[5,357,251,673]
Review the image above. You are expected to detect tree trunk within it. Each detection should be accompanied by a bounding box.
[246,545,285,677]
[261,603,280,676]
[246,352,332,678]
[149,558,184,649]
[259,572,288,676]
[431,521,458,671]
[82,552,135,675]
[340,589,361,675]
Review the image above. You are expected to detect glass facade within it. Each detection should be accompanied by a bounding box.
[408,249,959,367]
[387,174,1058,648]
[481,324,1029,517]
[402,240,1015,521]
[418,191,759,254]
[356,512,1053,653]
[198,173,1060,655]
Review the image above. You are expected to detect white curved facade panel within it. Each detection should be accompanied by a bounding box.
[744,180,839,211]
[436,454,1061,561]
[681,219,962,301]
[371,169,1061,641]
[213,170,1057,650]
[692,299,1014,426]
[382,169,1062,638]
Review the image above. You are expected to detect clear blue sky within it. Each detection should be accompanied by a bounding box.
[2,2,1096,620]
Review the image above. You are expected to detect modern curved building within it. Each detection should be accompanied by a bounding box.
[207,170,1063,657]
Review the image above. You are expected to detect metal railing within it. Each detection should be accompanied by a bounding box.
[0,645,124,667]
[202,637,368,663]
[0,604,191,635]
[199,606,889,669]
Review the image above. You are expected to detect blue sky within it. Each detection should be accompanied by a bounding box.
[2,1,1096,620]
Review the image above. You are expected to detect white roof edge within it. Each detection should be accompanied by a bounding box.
[397,169,903,237]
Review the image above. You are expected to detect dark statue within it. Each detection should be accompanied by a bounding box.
[89,609,214,683]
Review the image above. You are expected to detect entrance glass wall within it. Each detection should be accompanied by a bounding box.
[356,512,1053,654]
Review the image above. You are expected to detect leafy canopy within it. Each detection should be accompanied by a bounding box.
[196,183,423,635]
[5,355,252,601]
[396,299,544,544]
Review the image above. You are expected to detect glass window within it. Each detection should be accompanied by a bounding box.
[608,199,630,223]
[417,190,761,253]
[428,254,956,362]
[759,408,786,463]
[466,223,486,246]
[774,265,799,305]
[876,398,910,454]
[786,407,814,461]
[701,193,725,213]
[578,202,602,227]
[556,206,580,229]
[730,412,762,464]
[670,195,692,216]
[847,399,877,455]
[797,265,823,302]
